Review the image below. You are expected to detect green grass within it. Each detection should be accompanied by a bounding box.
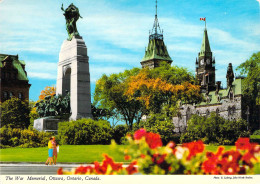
[0,145,234,163]
[0,145,127,163]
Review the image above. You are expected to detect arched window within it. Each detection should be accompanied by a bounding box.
[232,106,236,114]
[3,91,8,99]
[186,107,191,122]
[206,110,210,117]
[229,91,234,101]
[9,92,13,98]
[228,106,232,116]
[18,92,23,99]
[217,95,221,102]
[216,108,219,115]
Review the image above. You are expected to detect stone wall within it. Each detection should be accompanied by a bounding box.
[173,95,243,133]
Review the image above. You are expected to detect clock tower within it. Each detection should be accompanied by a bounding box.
[195,27,216,93]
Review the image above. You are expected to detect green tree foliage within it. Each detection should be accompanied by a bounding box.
[0,97,30,129]
[94,68,142,130]
[237,52,260,105]
[180,113,250,145]
[236,51,260,130]
[136,113,176,145]
[0,126,53,148]
[57,119,113,145]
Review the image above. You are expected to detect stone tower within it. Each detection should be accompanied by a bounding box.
[140,0,172,69]
[195,27,216,93]
[56,4,92,120]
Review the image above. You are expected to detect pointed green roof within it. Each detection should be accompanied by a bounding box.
[199,29,212,57]
[141,37,172,63]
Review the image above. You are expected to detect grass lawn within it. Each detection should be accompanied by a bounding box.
[0,145,234,163]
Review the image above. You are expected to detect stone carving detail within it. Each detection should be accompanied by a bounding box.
[61,3,82,41]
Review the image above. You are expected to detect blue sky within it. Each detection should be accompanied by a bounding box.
[0,0,259,101]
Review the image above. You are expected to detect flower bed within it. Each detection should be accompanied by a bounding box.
[58,129,260,175]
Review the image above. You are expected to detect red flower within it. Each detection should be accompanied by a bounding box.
[145,132,163,149]
[152,154,167,164]
[103,154,123,172]
[202,159,218,174]
[57,167,63,175]
[134,128,147,140]
[222,150,242,163]
[94,161,107,174]
[124,155,131,161]
[75,165,94,174]
[219,161,240,175]
[140,154,146,159]
[183,140,204,160]
[126,161,138,175]
[235,137,251,150]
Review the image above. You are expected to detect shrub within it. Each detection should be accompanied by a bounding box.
[0,126,53,148]
[57,119,113,145]
[0,97,30,129]
[136,113,177,145]
[112,125,129,144]
[250,135,260,144]
[253,129,260,135]
[180,113,250,145]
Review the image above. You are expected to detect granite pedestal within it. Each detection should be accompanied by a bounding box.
[56,36,92,120]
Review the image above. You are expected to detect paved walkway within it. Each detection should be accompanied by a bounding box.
[0,163,90,175]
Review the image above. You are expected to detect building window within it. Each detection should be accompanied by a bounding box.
[206,110,210,117]
[229,91,234,101]
[228,106,232,116]
[9,92,13,98]
[18,92,23,99]
[7,72,10,79]
[216,108,219,115]
[3,91,8,99]
[186,107,191,122]
[196,110,200,115]
[232,106,236,114]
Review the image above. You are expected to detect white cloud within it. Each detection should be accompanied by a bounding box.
[28,72,57,80]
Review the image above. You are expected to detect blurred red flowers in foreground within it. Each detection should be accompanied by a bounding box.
[58,130,260,175]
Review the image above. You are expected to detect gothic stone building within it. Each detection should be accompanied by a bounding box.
[0,54,31,103]
[172,28,248,133]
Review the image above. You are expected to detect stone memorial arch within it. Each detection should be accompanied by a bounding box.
[56,3,92,120]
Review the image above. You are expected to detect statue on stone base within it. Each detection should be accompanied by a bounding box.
[61,3,82,41]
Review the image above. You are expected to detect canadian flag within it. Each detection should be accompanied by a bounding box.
[200,18,206,21]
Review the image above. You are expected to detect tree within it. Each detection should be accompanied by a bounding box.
[39,86,56,100]
[126,70,202,117]
[236,51,260,130]
[0,97,30,129]
[94,68,142,130]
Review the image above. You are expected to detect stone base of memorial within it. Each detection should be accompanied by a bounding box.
[33,116,67,133]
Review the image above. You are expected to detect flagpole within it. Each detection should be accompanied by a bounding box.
[205,17,206,29]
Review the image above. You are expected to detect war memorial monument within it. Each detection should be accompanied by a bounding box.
[34,4,92,132]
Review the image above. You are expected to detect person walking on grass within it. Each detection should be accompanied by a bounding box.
[52,136,59,165]
[45,137,54,165]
